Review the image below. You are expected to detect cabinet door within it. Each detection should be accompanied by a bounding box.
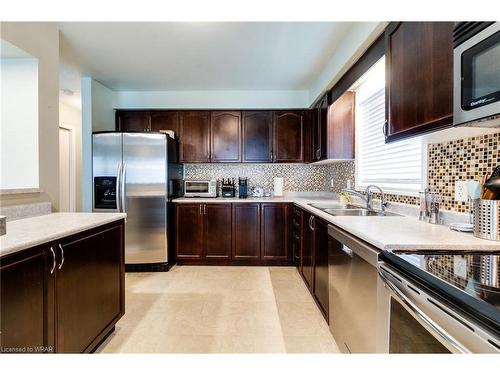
[150,111,180,135]
[313,95,328,161]
[385,22,454,142]
[0,246,54,353]
[273,111,304,163]
[261,203,289,261]
[328,91,355,159]
[116,111,150,131]
[210,111,241,162]
[204,203,232,260]
[176,204,204,259]
[56,224,124,353]
[179,111,210,163]
[302,212,315,291]
[313,217,329,320]
[242,111,273,162]
[232,203,260,260]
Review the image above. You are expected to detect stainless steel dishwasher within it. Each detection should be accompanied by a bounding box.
[328,224,380,353]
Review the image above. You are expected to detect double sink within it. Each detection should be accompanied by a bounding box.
[308,202,401,217]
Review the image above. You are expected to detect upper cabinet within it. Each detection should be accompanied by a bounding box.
[210,111,241,162]
[116,111,150,132]
[150,111,180,134]
[328,91,355,159]
[385,22,455,142]
[312,94,328,162]
[273,111,305,163]
[179,111,211,163]
[242,111,273,163]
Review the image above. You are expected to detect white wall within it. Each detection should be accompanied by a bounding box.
[113,90,310,109]
[0,58,39,190]
[81,78,114,211]
[0,22,60,210]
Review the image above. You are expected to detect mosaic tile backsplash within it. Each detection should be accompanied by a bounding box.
[185,132,500,213]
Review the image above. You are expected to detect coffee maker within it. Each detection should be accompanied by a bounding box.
[238,178,248,199]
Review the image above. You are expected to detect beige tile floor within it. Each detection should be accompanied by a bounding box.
[97,266,339,353]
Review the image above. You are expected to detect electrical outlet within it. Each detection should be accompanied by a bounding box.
[455,180,468,202]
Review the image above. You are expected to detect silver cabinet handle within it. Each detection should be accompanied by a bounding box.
[316,149,321,159]
[204,204,207,215]
[121,163,127,212]
[199,204,203,215]
[309,216,315,231]
[49,247,56,274]
[58,244,65,270]
[378,267,469,354]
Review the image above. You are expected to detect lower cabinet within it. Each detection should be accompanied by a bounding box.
[302,211,315,290]
[175,202,290,265]
[0,220,125,354]
[313,217,329,320]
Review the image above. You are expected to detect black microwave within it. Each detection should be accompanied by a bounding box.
[453,22,500,127]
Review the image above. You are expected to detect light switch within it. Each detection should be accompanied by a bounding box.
[455,180,468,202]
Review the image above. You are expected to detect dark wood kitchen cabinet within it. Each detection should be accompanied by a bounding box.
[242,111,273,162]
[328,91,355,160]
[56,223,124,353]
[312,94,328,162]
[313,217,329,320]
[301,211,315,291]
[291,206,303,269]
[116,111,150,132]
[210,111,241,162]
[150,111,180,134]
[0,220,125,354]
[385,22,454,142]
[0,245,54,353]
[204,203,232,259]
[232,203,261,261]
[175,203,205,259]
[179,111,211,163]
[273,111,305,163]
[261,203,289,261]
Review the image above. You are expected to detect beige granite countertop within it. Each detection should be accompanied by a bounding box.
[0,213,127,257]
[174,196,500,252]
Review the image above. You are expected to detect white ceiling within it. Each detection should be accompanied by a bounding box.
[58,22,353,92]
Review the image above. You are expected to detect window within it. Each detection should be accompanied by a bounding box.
[354,57,425,196]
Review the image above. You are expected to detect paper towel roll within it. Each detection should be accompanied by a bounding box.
[273,177,284,197]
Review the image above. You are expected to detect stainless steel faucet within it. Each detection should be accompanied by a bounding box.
[342,185,389,213]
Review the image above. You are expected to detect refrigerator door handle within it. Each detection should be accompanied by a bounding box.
[116,162,123,212]
[121,163,127,212]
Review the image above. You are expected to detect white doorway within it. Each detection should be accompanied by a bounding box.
[59,126,75,212]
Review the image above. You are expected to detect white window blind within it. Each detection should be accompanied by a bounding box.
[355,58,424,195]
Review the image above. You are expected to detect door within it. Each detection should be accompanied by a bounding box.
[176,204,204,260]
[179,111,210,162]
[242,111,273,162]
[150,111,180,135]
[56,224,123,353]
[273,111,304,162]
[385,22,454,142]
[0,246,54,353]
[116,111,150,131]
[59,127,75,212]
[302,212,314,290]
[210,111,241,162]
[261,203,289,261]
[313,218,329,319]
[122,133,167,264]
[92,133,122,212]
[232,203,260,260]
[204,204,232,259]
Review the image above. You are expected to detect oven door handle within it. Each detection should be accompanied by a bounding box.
[378,267,470,354]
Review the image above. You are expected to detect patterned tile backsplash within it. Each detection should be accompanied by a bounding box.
[185,131,500,213]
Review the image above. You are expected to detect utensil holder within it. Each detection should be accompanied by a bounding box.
[473,199,500,241]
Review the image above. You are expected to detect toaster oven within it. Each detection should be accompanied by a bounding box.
[184,180,217,198]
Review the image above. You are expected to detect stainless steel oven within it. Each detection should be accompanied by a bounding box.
[184,179,217,198]
[454,22,500,127]
[377,260,499,353]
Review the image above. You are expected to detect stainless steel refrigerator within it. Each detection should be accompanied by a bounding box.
[92,132,183,269]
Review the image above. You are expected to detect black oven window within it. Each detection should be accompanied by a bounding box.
[461,30,500,110]
[389,298,450,353]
